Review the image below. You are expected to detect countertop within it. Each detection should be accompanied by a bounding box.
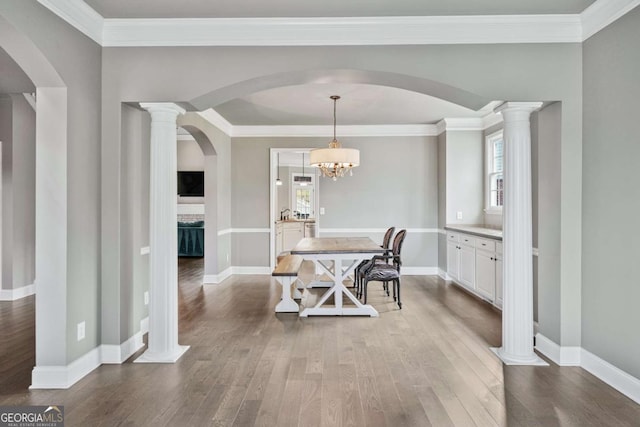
[444,224,503,241]
[276,219,316,224]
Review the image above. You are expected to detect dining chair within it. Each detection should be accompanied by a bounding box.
[353,226,395,296]
[359,229,407,309]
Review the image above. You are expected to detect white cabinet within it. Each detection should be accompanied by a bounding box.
[495,243,503,308]
[447,241,459,280]
[458,244,476,290]
[445,228,502,308]
[475,249,496,300]
[276,221,310,254]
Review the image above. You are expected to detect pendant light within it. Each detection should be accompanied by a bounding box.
[275,152,283,186]
[300,152,307,187]
[310,95,360,181]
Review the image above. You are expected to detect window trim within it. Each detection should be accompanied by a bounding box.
[485,130,503,215]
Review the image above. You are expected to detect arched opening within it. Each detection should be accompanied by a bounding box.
[0,15,69,388]
[178,118,220,283]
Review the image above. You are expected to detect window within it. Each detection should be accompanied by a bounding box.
[486,131,504,213]
[291,173,315,217]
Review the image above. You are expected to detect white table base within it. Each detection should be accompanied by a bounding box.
[298,254,379,317]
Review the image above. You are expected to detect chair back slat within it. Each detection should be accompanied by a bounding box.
[382,227,395,250]
[392,229,407,264]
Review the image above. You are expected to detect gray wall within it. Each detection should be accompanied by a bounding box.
[232,135,439,268]
[0,95,36,291]
[444,130,484,225]
[583,6,640,378]
[437,132,447,272]
[0,1,103,362]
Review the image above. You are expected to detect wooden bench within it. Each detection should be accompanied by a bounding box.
[272,254,304,313]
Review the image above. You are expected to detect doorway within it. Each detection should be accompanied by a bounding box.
[269,148,320,269]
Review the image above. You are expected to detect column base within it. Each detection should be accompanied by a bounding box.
[134,345,190,363]
[490,347,549,366]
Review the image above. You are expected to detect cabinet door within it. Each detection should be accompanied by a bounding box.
[447,241,459,280]
[475,250,496,300]
[495,254,503,308]
[283,225,304,251]
[458,244,476,290]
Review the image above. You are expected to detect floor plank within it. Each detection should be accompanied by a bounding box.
[1,259,640,427]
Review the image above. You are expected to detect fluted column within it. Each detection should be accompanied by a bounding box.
[493,102,547,366]
[135,103,189,363]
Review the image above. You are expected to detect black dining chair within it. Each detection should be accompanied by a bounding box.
[354,226,395,296]
[359,229,407,309]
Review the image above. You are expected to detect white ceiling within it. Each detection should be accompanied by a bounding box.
[85,0,596,19]
[215,84,485,126]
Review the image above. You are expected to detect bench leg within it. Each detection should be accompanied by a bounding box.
[293,278,304,300]
[275,276,300,313]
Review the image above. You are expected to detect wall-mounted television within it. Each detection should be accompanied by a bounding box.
[177,171,204,197]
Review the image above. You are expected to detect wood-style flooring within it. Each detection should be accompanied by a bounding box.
[1,257,640,426]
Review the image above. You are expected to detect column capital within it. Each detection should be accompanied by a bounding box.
[139,102,186,116]
[494,101,543,115]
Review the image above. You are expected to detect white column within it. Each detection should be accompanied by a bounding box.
[492,102,547,366]
[135,103,189,363]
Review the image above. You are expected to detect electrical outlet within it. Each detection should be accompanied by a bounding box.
[77,321,85,341]
[456,211,463,220]
[320,207,325,215]
[144,291,149,305]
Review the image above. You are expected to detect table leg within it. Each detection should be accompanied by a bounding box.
[275,276,300,313]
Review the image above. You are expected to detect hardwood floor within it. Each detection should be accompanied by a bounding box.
[1,257,640,426]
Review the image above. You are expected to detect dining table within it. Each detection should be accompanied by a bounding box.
[290,237,385,317]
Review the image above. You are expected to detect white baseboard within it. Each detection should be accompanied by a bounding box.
[204,266,270,284]
[101,331,145,364]
[140,316,149,334]
[31,316,151,389]
[581,347,640,405]
[402,267,439,275]
[0,283,36,301]
[535,333,640,405]
[437,268,452,281]
[203,267,232,284]
[535,333,581,366]
[31,346,102,389]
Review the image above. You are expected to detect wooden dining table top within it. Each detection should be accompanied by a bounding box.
[291,237,386,255]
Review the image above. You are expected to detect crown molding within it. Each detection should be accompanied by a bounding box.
[99,15,583,46]
[436,116,503,134]
[197,109,233,136]
[232,124,438,138]
[582,0,640,40]
[37,0,639,47]
[37,0,103,44]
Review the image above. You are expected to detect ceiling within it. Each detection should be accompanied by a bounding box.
[215,84,485,126]
[0,48,35,94]
[85,0,596,19]
[42,0,605,128]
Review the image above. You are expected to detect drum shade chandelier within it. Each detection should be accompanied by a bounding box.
[310,95,360,181]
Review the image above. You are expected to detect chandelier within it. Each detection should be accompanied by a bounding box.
[309,95,360,181]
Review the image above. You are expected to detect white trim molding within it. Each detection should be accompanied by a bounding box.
[534,333,640,405]
[38,0,639,47]
[102,15,583,47]
[535,333,581,366]
[0,283,36,301]
[37,0,104,44]
[101,331,145,364]
[198,109,234,135]
[203,266,272,284]
[31,347,102,389]
[402,267,439,276]
[319,228,441,234]
[233,124,438,138]
[582,0,640,40]
[203,267,232,284]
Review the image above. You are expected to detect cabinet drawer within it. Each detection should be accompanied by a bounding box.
[447,232,459,242]
[460,235,475,247]
[496,242,503,254]
[475,238,496,252]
